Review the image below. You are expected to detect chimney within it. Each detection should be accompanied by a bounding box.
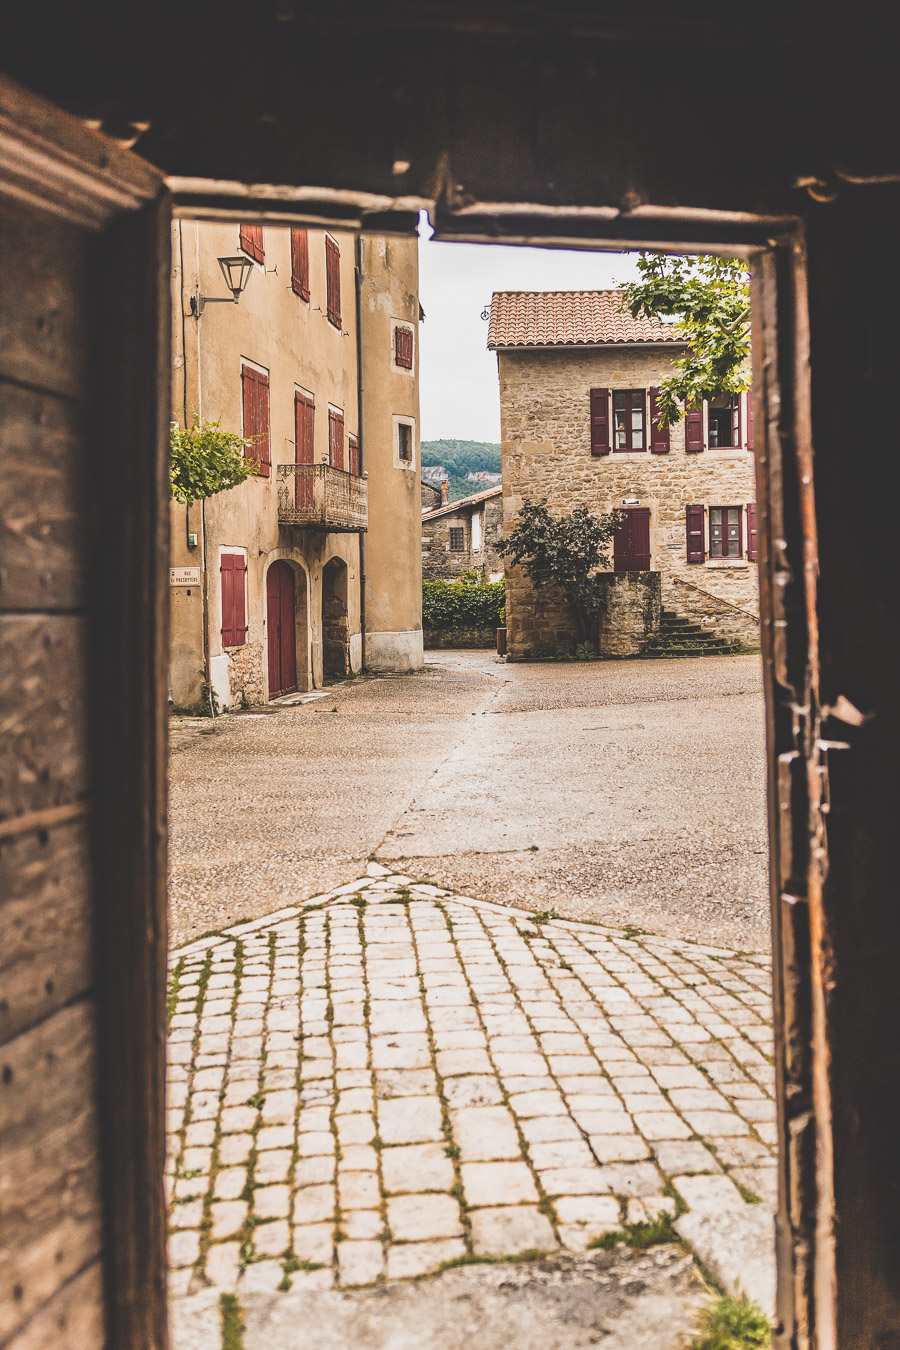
[440,479,449,506]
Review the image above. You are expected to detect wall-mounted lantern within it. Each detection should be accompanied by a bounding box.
[190,255,255,317]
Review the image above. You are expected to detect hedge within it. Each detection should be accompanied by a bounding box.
[422,578,505,630]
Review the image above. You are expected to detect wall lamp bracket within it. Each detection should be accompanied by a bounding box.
[190,255,255,317]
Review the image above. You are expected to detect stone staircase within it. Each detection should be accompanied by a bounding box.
[643,607,746,658]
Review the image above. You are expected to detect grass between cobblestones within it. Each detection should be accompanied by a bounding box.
[166,871,775,1302]
[690,1291,772,1349]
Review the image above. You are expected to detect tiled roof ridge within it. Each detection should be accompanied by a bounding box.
[422,484,502,521]
[487,287,682,349]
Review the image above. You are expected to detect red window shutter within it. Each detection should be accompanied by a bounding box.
[395,326,413,369]
[221,554,236,646]
[733,394,742,448]
[256,371,270,477]
[295,392,315,464]
[590,388,610,456]
[241,366,255,465]
[234,555,247,642]
[649,388,670,454]
[747,503,758,562]
[239,224,264,265]
[746,389,754,450]
[329,409,345,469]
[686,504,705,562]
[290,228,310,300]
[685,404,704,453]
[348,434,360,476]
[326,236,342,328]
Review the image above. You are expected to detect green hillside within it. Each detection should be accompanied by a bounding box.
[421,439,501,502]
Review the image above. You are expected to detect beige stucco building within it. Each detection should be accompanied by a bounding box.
[488,290,760,659]
[169,224,422,710]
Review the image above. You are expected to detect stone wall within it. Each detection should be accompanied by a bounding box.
[227,639,265,707]
[498,347,759,658]
[422,493,505,581]
[667,577,760,647]
[424,627,497,649]
[597,572,661,656]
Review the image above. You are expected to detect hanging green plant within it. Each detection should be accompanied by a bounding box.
[170,419,259,506]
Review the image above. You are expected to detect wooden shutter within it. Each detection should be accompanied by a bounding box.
[395,326,413,369]
[686,504,705,562]
[325,236,341,328]
[590,388,610,456]
[348,434,360,476]
[221,554,236,645]
[746,388,754,450]
[241,366,255,465]
[290,228,309,300]
[241,366,270,477]
[649,387,670,453]
[239,223,264,264]
[747,503,758,562]
[685,404,704,453]
[329,409,344,469]
[733,394,742,448]
[631,507,651,568]
[294,392,315,464]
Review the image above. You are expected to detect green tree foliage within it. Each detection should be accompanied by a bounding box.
[422,577,505,630]
[421,439,501,502]
[497,499,622,642]
[170,420,259,506]
[620,254,751,426]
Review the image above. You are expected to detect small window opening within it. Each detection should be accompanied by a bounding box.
[709,506,743,558]
[613,389,645,451]
[449,526,465,552]
[398,423,413,462]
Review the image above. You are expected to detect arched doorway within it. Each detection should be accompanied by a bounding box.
[266,560,298,698]
[322,557,350,682]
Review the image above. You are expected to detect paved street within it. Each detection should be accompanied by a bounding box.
[167,869,775,1343]
[168,651,774,1345]
[170,651,768,952]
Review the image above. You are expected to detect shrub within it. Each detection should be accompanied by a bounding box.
[422,578,505,631]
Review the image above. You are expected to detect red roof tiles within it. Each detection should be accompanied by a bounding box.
[487,289,680,349]
[422,485,502,522]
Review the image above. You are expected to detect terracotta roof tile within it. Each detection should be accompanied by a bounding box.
[422,485,502,522]
[487,289,680,349]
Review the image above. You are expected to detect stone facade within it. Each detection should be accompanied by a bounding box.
[423,627,497,649]
[422,488,504,581]
[421,479,443,511]
[497,345,759,658]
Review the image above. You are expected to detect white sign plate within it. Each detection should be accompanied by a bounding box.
[170,567,201,586]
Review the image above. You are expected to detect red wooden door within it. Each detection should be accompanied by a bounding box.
[613,507,651,571]
[266,561,297,697]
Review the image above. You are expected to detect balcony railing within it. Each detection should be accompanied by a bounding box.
[277,463,368,532]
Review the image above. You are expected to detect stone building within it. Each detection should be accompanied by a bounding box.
[421,486,504,581]
[420,477,445,511]
[488,290,759,659]
[169,224,423,710]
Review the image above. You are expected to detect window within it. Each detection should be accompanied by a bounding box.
[328,408,344,469]
[394,325,413,369]
[398,422,413,463]
[290,228,309,301]
[613,389,645,451]
[348,434,360,476]
[325,235,341,328]
[449,526,465,552]
[241,364,270,477]
[709,506,743,558]
[239,224,264,265]
[220,553,247,647]
[709,395,741,448]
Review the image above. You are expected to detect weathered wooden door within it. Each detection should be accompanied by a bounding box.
[613,507,651,571]
[266,561,297,697]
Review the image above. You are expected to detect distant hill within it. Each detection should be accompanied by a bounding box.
[421,439,501,502]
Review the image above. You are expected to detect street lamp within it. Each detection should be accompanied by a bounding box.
[190,255,256,317]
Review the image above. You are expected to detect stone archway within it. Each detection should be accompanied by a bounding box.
[322,556,350,682]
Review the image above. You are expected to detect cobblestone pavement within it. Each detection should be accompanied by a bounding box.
[167,867,775,1314]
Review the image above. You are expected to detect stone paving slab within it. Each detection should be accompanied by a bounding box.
[166,868,775,1304]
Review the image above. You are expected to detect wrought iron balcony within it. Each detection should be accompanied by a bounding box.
[277,463,368,532]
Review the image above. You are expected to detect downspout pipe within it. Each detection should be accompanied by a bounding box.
[355,234,366,672]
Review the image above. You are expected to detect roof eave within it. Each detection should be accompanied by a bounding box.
[488,340,687,352]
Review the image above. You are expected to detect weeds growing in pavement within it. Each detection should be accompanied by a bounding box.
[219,1293,245,1350]
[690,1291,771,1350]
[588,1212,679,1251]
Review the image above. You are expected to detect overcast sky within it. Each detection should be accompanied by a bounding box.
[417,227,641,443]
